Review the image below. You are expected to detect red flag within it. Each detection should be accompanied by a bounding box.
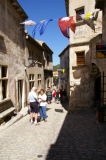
[58,16,76,38]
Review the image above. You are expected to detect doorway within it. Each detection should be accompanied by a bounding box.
[17,80,23,111]
[95,77,101,101]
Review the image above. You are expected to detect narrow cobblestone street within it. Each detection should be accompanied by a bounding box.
[0,102,106,160]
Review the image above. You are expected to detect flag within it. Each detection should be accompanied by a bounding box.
[40,19,53,35]
[80,11,99,31]
[58,16,76,38]
[61,69,65,74]
[83,18,95,30]
[20,20,36,26]
[84,11,99,21]
[92,11,99,21]
[32,19,53,37]
[32,22,43,38]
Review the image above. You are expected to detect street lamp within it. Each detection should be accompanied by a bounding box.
[24,56,42,69]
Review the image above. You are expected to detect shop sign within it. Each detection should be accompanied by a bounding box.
[96,44,106,58]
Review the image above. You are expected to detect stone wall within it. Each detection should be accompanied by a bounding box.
[43,52,53,90]
[68,0,102,111]
[68,0,102,43]
[90,34,104,72]
[44,51,53,71]
[69,43,94,110]
[102,1,106,42]
[59,49,69,95]
[26,38,44,93]
[0,0,27,110]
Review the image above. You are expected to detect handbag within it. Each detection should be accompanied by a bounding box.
[32,95,40,107]
[27,106,31,114]
[37,101,40,107]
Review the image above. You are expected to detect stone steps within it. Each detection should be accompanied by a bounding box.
[0,107,15,119]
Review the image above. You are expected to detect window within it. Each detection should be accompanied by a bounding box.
[76,52,85,65]
[29,50,35,60]
[2,66,7,77]
[0,35,6,53]
[37,74,41,91]
[38,55,41,63]
[76,7,84,22]
[29,74,35,91]
[0,66,8,100]
[47,55,49,66]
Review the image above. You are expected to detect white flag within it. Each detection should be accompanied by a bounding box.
[20,20,36,26]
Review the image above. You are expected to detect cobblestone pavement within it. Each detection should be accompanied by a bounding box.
[0,102,106,160]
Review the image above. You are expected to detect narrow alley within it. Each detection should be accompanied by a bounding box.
[0,102,106,160]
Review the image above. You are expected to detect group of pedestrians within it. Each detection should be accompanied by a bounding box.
[27,87,67,125]
[27,87,48,125]
[46,88,64,104]
[52,88,67,103]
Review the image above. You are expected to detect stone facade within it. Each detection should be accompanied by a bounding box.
[95,0,106,42]
[95,0,106,108]
[25,35,44,93]
[62,0,103,111]
[59,46,69,97]
[36,40,53,91]
[0,0,28,112]
[102,1,106,42]
[0,0,53,114]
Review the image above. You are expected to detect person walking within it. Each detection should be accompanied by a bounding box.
[55,89,61,104]
[52,89,56,103]
[60,89,63,103]
[38,89,48,122]
[28,87,39,125]
[46,89,52,104]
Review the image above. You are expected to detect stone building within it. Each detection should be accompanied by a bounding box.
[95,0,106,42]
[94,0,106,108]
[0,0,53,122]
[59,46,69,97]
[61,0,103,111]
[36,40,53,91]
[0,0,28,114]
[25,35,44,95]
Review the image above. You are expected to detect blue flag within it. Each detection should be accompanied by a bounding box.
[40,19,53,35]
[32,19,53,38]
[32,22,43,38]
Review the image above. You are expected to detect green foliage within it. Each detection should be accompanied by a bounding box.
[53,64,60,71]
[53,76,57,82]
[53,76,58,84]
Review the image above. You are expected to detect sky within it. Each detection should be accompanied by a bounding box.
[17,0,69,65]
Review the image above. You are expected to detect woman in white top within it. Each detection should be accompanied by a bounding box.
[38,89,47,122]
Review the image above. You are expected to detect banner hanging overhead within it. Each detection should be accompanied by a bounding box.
[20,10,100,38]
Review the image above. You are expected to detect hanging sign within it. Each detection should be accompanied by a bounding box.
[96,44,106,58]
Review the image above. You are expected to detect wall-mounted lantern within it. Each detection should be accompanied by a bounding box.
[28,56,36,67]
[25,56,42,69]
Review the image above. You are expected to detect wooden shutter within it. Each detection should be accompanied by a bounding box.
[76,52,85,65]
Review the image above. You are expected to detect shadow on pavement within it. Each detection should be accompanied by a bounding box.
[45,109,106,160]
[55,109,64,113]
[61,99,69,111]
[46,108,51,111]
